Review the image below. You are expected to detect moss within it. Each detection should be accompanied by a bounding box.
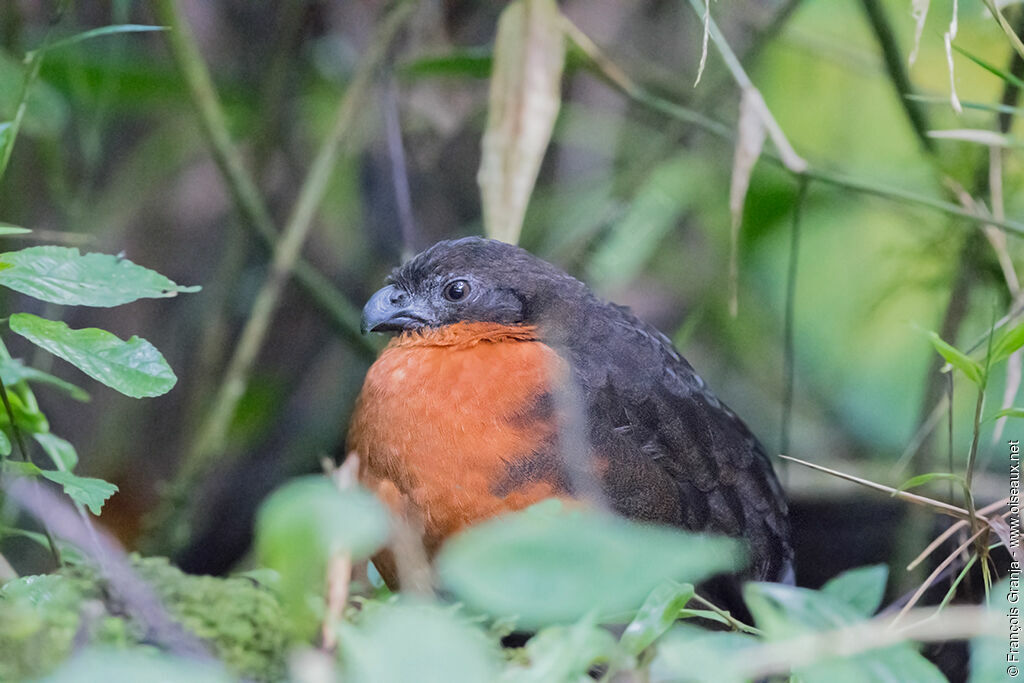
[0,556,290,682]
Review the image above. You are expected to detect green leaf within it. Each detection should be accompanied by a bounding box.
[502,612,622,682]
[926,331,984,385]
[38,469,117,515]
[30,25,168,57]
[0,224,30,235]
[990,407,1024,422]
[619,580,695,655]
[399,49,493,80]
[649,624,759,683]
[44,648,231,683]
[953,44,1024,90]
[0,246,199,307]
[437,502,745,628]
[10,313,177,398]
[0,429,10,456]
[255,476,390,635]
[0,356,90,401]
[34,432,78,471]
[821,565,888,618]
[991,319,1024,365]
[743,583,945,682]
[337,601,501,683]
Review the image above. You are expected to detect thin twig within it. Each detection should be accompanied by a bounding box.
[383,78,418,257]
[780,179,808,456]
[147,1,416,552]
[151,0,375,358]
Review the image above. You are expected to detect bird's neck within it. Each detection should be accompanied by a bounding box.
[390,321,539,349]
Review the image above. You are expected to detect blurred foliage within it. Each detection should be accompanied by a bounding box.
[0,0,1022,680]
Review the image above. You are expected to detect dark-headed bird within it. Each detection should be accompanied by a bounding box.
[348,237,794,592]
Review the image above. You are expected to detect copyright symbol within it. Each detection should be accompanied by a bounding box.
[1009,665,1019,677]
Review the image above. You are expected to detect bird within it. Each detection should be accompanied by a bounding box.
[347,236,794,591]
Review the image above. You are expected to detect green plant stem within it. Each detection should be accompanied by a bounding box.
[146,0,415,553]
[152,0,375,359]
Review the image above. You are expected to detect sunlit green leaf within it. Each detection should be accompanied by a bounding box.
[953,44,1024,90]
[620,580,695,655]
[337,601,501,683]
[990,407,1024,421]
[400,49,493,80]
[437,502,744,628]
[821,565,887,618]
[38,469,117,515]
[927,331,984,385]
[991,319,1024,365]
[0,224,30,235]
[10,313,177,398]
[0,246,199,307]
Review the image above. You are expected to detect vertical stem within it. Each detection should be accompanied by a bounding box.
[780,178,808,456]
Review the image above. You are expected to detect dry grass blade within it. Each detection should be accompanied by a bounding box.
[694,0,711,86]
[909,0,930,66]
[779,454,976,521]
[320,455,359,650]
[894,525,986,622]
[736,603,1000,679]
[478,0,565,245]
[907,498,1009,571]
[727,89,767,316]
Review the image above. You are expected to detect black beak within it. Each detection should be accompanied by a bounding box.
[361,285,430,334]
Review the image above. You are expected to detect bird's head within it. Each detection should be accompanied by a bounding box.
[361,237,589,334]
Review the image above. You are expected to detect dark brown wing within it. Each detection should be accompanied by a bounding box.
[557,300,794,583]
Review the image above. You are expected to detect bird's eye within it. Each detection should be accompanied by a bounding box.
[443,279,471,302]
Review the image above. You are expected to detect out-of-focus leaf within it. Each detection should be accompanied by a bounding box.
[34,432,78,471]
[0,53,69,139]
[478,0,565,245]
[894,472,969,501]
[337,601,501,683]
[586,155,699,292]
[992,319,1024,365]
[820,565,887,618]
[0,357,90,401]
[727,88,767,315]
[37,469,117,515]
[0,246,199,307]
[648,624,758,683]
[989,406,1024,421]
[44,648,231,683]
[502,612,621,682]
[10,313,177,398]
[0,430,10,456]
[743,582,945,682]
[0,388,50,433]
[620,580,695,655]
[970,576,1015,683]
[927,331,984,385]
[0,225,30,235]
[437,502,744,628]
[32,25,166,57]
[400,49,493,79]
[255,476,390,634]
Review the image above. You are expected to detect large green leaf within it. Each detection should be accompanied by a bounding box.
[743,582,945,682]
[649,624,759,683]
[44,648,231,683]
[255,476,390,635]
[436,502,744,628]
[0,357,89,401]
[337,602,501,683]
[502,612,622,682]
[927,331,984,386]
[0,246,199,307]
[34,432,78,471]
[9,313,177,398]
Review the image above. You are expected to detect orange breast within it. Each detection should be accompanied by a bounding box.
[348,322,567,559]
